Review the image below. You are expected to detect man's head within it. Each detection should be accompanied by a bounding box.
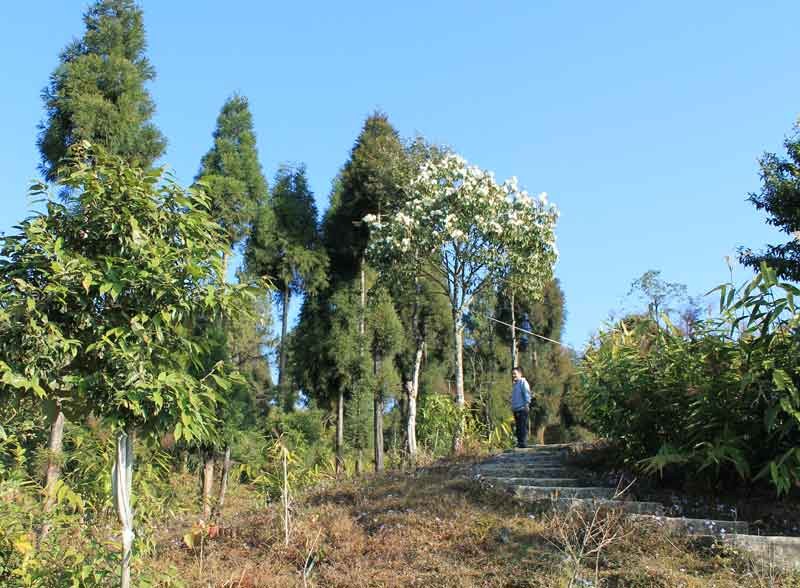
[511,366,523,382]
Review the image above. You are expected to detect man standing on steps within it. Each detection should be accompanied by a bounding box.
[511,366,531,449]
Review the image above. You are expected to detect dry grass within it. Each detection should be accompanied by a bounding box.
[148,461,800,588]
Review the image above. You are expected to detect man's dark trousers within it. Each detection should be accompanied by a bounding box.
[513,408,529,448]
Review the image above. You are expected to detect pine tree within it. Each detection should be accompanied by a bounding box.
[739,123,800,281]
[196,94,268,253]
[38,0,165,182]
[245,164,327,400]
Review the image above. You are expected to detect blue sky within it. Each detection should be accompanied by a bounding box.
[1,1,797,350]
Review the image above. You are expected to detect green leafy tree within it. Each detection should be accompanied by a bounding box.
[246,164,327,400]
[196,94,269,255]
[628,270,688,327]
[365,149,558,452]
[298,113,404,471]
[739,122,800,281]
[0,143,246,585]
[38,0,165,182]
[290,294,344,469]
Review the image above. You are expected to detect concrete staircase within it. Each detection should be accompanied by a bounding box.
[472,444,800,569]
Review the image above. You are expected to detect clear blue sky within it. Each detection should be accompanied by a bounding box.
[1,1,796,350]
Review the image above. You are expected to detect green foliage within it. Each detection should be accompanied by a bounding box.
[323,112,406,283]
[581,265,800,494]
[38,0,166,182]
[628,270,688,325]
[497,280,576,435]
[0,142,248,441]
[237,411,334,504]
[739,120,800,281]
[417,394,464,456]
[196,94,268,249]
[367,286,404,360]
[247,164,327,297]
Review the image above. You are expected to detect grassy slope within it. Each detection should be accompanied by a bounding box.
[150,460,800,588]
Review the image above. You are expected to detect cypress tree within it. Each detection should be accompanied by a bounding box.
[739,124,800,281]
[38,0,166,181]
[245,164,327,400]
[323,112,406,284]
[196,94,268,253]
[318,112,406,469]
[193,94,267,513]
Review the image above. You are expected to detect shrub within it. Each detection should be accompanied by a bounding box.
[581,265,800,494]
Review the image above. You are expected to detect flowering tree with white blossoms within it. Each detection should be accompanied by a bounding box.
[365,149,558,451]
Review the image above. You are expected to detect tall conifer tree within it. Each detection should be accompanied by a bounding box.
[320,113,406,467]
[38,0,165,181]
[245,164,327,402]
[196,94,268,255]
[324,113,406,284]
[194,94,267,513]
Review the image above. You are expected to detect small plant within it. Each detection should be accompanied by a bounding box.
[545,479,634,587]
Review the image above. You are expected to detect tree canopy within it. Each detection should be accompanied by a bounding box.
[38,0,166,182]
[739,123,800,281]
[196,94,269,251]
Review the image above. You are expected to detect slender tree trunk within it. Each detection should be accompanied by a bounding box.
[113,429,135,588]
[405,277,424,464]
[202,450,215,519]
[452,309,466,453]
[40,403,65,541]
[336,389,345,475]
[279,287,290,409]
[355,450,363,475]
[282,447,290,546]
[510,289,518,367]
[373,353,384,472]
[179,449,189,474]
[406,339,423,463]
[216,445,231,517]
[43,404,65,510]
[359,260,366,336]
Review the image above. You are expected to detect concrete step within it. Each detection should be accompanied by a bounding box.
[482,459,567,468]
[489,453,567,462]
[475,466,577,478]
[724,534,800,570]
[485,477,586,487]
[514,486,616,500]
[554,498,666,516]
[505,444,573,453]
[632,515,749,537]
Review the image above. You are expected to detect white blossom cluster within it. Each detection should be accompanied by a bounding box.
[364,150,558,303]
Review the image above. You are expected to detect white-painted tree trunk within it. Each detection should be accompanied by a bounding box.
[113,429,135,588]
[405,340,424,462]
[373,353,384,472]
[452,310,465,453]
